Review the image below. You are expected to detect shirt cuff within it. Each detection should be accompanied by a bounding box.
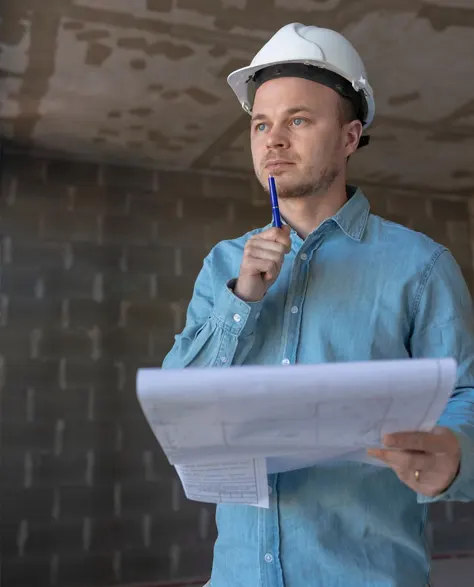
[212,279,264,337]
[417,429,474,503]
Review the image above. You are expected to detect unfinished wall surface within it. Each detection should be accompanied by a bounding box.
[0,149,270,587]
[1,1,474,191]
[0,151,473,587]
[1,1,474,586]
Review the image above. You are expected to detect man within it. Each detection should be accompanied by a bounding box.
[163,23,474,587]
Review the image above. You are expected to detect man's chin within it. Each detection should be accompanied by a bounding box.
[259,168,296,190]
[265,175,304,198]
[275,178,318,200]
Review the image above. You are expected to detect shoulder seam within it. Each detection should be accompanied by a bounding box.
[377,216,433,240]
[409,245,448,334]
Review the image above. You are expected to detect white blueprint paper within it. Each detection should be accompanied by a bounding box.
[137,358,457,507]
[175,458,269,508]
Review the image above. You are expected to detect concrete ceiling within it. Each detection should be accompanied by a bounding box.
[1,0,474,195]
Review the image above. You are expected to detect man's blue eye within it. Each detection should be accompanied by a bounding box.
[256,123,266,131]
[293,118,305,126]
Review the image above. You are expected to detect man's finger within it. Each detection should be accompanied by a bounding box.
[367,448,431,472]
[382,430,450,454]
[258,226,291,249]
[247,240,289,257]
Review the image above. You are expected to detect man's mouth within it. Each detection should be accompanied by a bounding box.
[264,160,294,169]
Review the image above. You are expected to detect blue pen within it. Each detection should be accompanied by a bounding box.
[268,175,282,228]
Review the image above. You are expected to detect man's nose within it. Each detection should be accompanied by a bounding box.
[266,126,290,149]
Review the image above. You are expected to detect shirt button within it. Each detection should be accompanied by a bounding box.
[233,313,241,323]
[281,358,290,365]
[300,253,308,261]
[268,485,272,495]
[256,312,260,319]
[264,553,274,563]
[220,357,227,364]
[290,306,298,314]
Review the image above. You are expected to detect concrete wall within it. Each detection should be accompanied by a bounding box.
[432,558,474,587]
[1,149,473,586]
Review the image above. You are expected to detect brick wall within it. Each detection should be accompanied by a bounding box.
[0,149,473,587]
[0,149,272,587]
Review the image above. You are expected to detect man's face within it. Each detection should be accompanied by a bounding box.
[250,76,354,199]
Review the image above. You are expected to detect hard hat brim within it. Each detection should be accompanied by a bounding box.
[227,58,375,129]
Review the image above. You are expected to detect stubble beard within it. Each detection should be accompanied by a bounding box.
[259,163,341,200]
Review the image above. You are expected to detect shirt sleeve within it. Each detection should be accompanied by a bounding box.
[409,248,474,503]
[162,247,264,370]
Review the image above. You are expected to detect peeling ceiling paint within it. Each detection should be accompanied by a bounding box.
[0,0,473,195]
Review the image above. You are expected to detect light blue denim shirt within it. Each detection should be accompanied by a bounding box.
[163,187,474,587]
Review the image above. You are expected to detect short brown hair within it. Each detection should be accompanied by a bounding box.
[338,95,359,126]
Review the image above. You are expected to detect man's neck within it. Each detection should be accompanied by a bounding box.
[279,181,349,239]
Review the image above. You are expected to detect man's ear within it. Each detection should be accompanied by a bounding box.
[345,119,363,157]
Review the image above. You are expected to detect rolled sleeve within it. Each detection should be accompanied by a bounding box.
[212,279,264,338]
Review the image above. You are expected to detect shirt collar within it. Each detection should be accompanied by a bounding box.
[331,185,370,242]
[270,185,370,242]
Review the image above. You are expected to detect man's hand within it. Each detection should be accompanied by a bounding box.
[234,225,291,302]
[367,426,461,497]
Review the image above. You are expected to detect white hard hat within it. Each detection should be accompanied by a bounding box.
[227,22,375,130]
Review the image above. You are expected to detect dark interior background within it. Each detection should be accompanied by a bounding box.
[1,2,474,586]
